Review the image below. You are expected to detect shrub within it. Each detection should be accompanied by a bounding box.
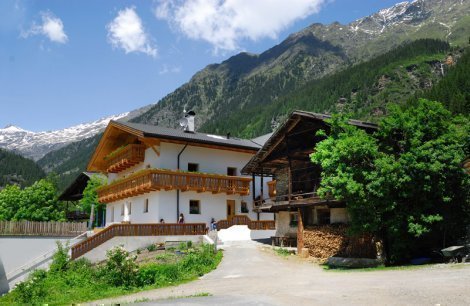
[100,246,138,288]
[49,241,70,273]
[147,244,156,252]
[13,269,48,303]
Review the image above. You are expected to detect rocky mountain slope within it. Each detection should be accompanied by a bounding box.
[204,39,465,137]
[132,0,470,134]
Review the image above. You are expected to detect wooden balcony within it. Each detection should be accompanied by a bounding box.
[106,144,146,173]
[98,169,251,203]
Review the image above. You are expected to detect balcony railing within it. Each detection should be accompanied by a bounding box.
[106,144,146,173]
[216,215,275,230]
[71,223,207,259]
[98,169,251,203]
[253,192,321,208]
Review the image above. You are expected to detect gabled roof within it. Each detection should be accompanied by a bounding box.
[113,120,263,151]
[59,172,105,201]
[241,110,378,175]
[87,120,268,172]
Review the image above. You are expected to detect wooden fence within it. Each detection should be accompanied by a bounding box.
[217,215,275,230]
[0,221,87,237]
[71,223,207,260]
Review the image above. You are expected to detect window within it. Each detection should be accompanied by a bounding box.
[241,201,248,213]
[189,200,200,214]
[289,213,298,227]
[144,199,149,213]
[128,202,132,215]
[227,167,237,176]
[121,204,124,216]
[188,163,199,172]
[317,209,331,225]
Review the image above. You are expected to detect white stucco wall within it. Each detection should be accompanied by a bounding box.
[107,188,271,226]
[104,141,275,226]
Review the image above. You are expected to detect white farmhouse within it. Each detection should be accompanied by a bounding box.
[87,112,274,228]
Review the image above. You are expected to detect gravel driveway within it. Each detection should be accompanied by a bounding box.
[92,240,470,305]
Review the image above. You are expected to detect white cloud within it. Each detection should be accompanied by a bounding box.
[107,7,157,57]
[22,11,68,44]
[159,64,181,75]
[154,0,325,52]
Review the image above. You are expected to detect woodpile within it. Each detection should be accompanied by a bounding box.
[303,225,376,262]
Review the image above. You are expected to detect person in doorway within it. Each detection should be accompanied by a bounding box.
[160,218,165,224]
[178,213,185,224]
[210,218,217,231]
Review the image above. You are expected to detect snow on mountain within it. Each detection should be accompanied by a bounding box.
[0,113,128,161]
[350,0,430,34]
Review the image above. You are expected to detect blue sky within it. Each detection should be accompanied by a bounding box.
[0,0,406,132]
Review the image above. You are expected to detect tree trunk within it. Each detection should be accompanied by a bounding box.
[88,204,95,230]
[379,228,391,266]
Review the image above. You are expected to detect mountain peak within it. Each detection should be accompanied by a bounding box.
[0,112,129,160]
[1,124,30,133]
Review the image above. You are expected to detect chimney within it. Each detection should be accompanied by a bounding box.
[184,110,196,133]
[227,132,231,139]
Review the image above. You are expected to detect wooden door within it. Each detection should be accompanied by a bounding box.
[227,200,235,220]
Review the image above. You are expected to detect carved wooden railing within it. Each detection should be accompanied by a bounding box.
[106,144,146,173]
[216,215,275,230]
[98,169,251,203]
[70,223,207,259]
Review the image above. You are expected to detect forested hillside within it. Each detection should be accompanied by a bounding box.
[0,149,45,188]
[37,133,102,192]
[203,39,466,137]
[423,48,470,114]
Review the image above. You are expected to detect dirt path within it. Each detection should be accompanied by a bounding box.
[92,241,470,305]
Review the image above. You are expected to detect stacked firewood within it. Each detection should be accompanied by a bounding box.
[303,225,376,262]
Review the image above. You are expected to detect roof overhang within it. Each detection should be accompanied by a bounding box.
[87,120,260,172]
[241,111,377,175]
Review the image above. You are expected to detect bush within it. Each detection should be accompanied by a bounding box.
[13,269,48,303]
[49,241,69,273]
[100,246,138,288]
[147,244,156,252]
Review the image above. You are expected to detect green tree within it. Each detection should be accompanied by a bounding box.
[311,99,470,264]
[0,185,23,220]
[79,175,106,228]
[14,179,65,221]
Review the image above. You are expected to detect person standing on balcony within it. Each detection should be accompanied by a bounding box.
[178,213,185,224]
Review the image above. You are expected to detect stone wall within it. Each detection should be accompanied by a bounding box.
[274,167,289,196]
